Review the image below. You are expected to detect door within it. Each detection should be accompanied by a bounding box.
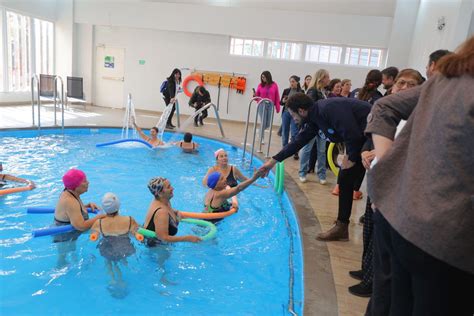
[95,46,125,108]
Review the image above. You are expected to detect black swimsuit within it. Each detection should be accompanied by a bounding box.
[145,207,179,247]
[53,189,89,243]
[97,216,136,261]
[226,166,238,188]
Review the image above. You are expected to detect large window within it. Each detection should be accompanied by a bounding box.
[305,44,342,64]
[267,41,302,60]
[230,38,264,57]
[6,10,32,92]
[34,18,54,75]
[0,9,54,92]
[344,47,383,67]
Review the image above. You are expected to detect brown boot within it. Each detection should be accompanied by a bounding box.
[316,221,349,241]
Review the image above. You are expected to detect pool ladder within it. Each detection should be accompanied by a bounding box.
[242,97,275,164]
[189,102,226,138]
[31,74,66,131]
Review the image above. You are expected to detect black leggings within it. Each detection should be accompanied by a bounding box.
[337,160,365,223]
[194,103,208,123]
[164,98,176,125]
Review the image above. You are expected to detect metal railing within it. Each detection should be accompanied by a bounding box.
[31,74,41,128]
[53,76,65,130]
[191,102,225,138]
[31,74,66,130]
[242,97,275,163]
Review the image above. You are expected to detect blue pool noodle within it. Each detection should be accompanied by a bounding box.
[95,138,153,149]
[27,207,96,214]
[32,225,74,237]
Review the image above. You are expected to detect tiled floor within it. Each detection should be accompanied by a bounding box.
[0,103,369,315]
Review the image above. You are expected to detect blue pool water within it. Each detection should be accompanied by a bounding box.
[0,128,303,315]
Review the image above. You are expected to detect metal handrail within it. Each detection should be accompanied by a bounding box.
[175,99,181,128]
[242,97,275,163]
[31,74,41,128]
[53,76,65,130]
[191,102,225,138]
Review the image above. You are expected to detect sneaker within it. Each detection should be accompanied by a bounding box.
[319,179,327,185]
[349,270,363,281]
[293,153,299,160]
[348,282,372,297]
[331,185,340,196]
[316,220,349,241]
[353,191,363,200]
[299,176,307,183]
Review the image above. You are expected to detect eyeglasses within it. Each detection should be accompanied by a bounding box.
[395,79,418,88]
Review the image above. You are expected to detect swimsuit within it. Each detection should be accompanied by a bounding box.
[144,207,179,247]
[204,195,232,224]
[97,216,136,262]
[226,166,238,188]
[53,189,89,243]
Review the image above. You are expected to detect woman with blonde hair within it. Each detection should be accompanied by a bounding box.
[299,69,329,183]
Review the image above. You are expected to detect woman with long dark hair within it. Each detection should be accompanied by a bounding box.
[254,71,280,142]
[162,68,182,129]
[350,69,383,104]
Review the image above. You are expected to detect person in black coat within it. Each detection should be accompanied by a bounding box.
[259,93,370,241]
[188,86,211,127]
[163,68,182,129]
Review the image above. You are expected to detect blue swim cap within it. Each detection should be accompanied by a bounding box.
[207,172,221,189]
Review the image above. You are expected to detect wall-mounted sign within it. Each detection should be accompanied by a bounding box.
[104,56,115,68]
[139,59,146,65]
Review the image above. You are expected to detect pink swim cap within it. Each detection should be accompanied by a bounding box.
[62,169,87,190]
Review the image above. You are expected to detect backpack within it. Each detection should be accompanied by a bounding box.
[160,80,168,94]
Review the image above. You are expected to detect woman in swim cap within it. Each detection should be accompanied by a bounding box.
[203,168,264,222]
[143,177,201,246]
[202,148,253,188]
[54,168,106,267]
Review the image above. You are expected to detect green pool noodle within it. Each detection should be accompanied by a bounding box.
[137,218,217,241]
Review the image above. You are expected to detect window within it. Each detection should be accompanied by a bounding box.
[7,10,32,92]
[267,41,302,60]
[228,36,385,68]
[230,37,264,57]
[305,44,343,64]
[34,18,54,75]
[344,47,383,67]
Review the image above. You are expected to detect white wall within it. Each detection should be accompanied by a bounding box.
[73,23,93,102]
[74,1,393,48]
[408,0,474,72]
[78,25,375,124]
[55,0,74,82]
[386,0,420,67]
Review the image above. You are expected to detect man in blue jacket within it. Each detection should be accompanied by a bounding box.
[259,92,370,241]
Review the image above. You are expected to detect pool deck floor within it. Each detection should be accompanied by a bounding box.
[0,103,369,316]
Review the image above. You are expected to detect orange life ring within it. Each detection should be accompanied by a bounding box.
[180,207,237,220]
[183,75,204,97]
[0,184,33,196]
